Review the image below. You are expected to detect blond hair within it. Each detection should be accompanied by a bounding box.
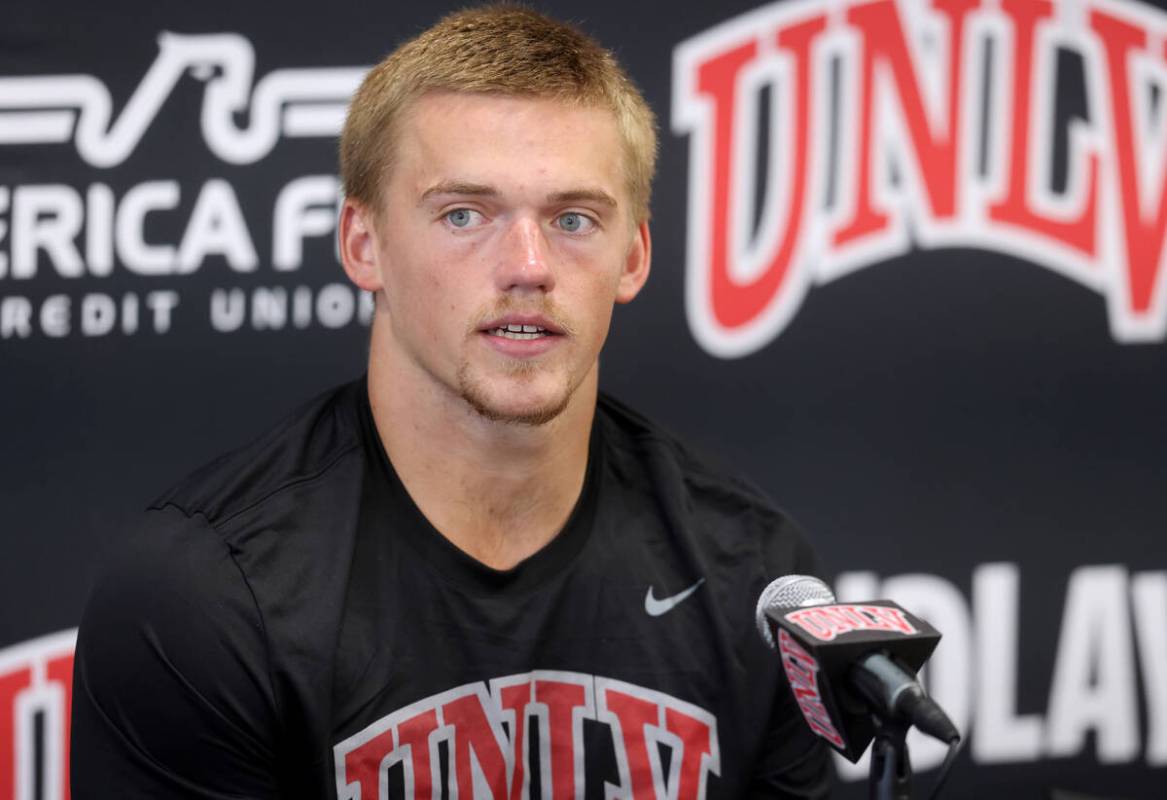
[340,4,658,222]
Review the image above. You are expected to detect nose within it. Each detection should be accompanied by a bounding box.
[495,216,555,293]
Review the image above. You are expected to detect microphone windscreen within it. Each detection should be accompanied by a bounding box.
[755,574,836,648]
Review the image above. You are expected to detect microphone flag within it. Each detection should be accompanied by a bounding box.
[760,596,941,762]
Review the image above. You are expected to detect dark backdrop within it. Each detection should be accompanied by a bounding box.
[1,0,1164,797]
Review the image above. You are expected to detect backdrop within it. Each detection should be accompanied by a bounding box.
[1,0,1164,797]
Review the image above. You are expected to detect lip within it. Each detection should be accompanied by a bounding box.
[478,314,565,336]
[477,314,565,358]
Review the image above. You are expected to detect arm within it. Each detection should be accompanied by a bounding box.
[71,505,282,798]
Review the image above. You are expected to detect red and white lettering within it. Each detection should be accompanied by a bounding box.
[988,0,1099,257]
[0,630,76,800]
[673,2,832,357]
[442,690,514,799]
[1091,0,1167,339]
[785,603,919,641]
[777,630,846,749]
[532,676,592,800]
[335,672,718,800]
[496,679,532,800]
[834,0,979,245]
[674,0,1167,357]
[336,683,516,800]
[597,678,720,800]
[0,667,31,800]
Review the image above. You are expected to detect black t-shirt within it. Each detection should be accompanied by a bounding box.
[72,378,832,798]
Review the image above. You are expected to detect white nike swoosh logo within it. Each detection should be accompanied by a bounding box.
[644,578,706,617]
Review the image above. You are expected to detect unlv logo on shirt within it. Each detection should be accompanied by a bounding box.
[674,0,1167,357]
[333,671,720,800]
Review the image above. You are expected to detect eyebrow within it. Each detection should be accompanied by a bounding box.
[418,181,618,210]
[547,189,618,209]
[419,181,497,205]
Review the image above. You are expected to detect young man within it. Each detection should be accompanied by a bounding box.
[72,6,832,798]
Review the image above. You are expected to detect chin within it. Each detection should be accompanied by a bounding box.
[461,389,571,426]
[456,369,572,427]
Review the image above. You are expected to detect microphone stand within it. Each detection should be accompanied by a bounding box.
[869,716,912,800]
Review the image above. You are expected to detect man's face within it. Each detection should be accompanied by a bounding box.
[348,92,650,425]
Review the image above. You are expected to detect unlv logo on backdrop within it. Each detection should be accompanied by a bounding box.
[0,631,75,800]
[0,32,364,166]
[334,671,720,800]
[674,0,1167,357]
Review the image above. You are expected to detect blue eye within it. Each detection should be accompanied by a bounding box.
[558,212,592,233]
[446,209,477,228]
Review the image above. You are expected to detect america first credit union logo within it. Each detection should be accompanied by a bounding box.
[0,33,371,340]
[673,0,1167,356]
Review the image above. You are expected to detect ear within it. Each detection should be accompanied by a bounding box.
[615,220,651,304]
[339,198,384,293]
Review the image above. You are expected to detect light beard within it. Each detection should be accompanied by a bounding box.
[460,300,580,426]
[456,358,572,426]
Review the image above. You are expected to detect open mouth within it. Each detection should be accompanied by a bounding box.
[488,323,553,340]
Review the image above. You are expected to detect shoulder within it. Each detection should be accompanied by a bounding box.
[152,378,367,530]
[79,506,270,687]
[95,376,369,634]
[596,393,820,576]
[73,504,282,792]
[71,380,372,792]
[597,391,787,519]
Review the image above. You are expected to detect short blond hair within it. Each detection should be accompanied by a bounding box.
[340,4,658,222]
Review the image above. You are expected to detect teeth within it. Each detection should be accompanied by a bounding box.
[488,323,550,340]
[491,327,547,340]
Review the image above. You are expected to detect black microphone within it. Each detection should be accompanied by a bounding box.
[755,574,959,762]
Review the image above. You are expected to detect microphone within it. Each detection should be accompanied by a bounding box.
[755,574,959,762]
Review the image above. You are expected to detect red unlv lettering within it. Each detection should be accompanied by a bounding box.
[777,629,846,748]
[674,0,1167,357]
[334,671,720,800]
[785,604,918,642]
[0,631,76,800]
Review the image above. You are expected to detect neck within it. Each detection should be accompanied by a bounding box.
[367,318,596,570]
